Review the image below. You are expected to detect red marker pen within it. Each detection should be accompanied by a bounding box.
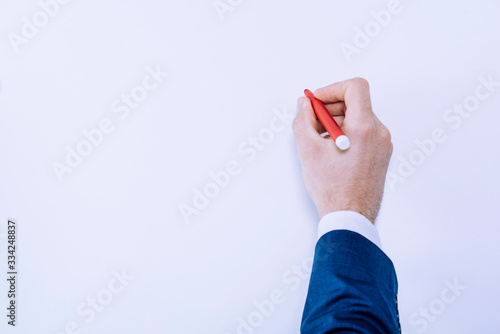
[304,89,350,150]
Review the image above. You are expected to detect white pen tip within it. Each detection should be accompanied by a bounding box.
[335,135,350,150]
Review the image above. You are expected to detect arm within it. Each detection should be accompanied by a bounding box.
[302,229,399,333]
[292,78,400,333]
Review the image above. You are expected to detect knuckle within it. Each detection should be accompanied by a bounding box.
[379,126,392,143]
[292,116,306,134]
[351,77,370,89]
[354,121,376,137]
[292,116,302,131]
[388,141,394,156]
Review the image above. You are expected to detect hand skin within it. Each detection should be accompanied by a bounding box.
[292,78,393,224]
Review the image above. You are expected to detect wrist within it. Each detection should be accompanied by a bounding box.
[317,203,378,224]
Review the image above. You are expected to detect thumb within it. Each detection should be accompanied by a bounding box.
[292,97,321,154]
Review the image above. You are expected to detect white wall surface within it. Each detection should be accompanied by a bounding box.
[0,0,499,333]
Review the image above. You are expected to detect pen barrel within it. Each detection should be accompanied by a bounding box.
[310,98,345,140]
[304,89,349,150]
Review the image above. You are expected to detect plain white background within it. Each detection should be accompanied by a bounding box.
[0,0,499,333]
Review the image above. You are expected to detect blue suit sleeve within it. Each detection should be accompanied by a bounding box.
[301,230,400,333]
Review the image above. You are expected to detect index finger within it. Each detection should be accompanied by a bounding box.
[314,77,373,119]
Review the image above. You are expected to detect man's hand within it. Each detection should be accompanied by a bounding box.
[292,78,393,223]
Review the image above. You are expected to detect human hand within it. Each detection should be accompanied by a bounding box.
[292,78,393,223]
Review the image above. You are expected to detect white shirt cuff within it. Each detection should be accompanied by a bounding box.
[317,211,383,250]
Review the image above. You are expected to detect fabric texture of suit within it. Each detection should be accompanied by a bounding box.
[301,230,400,333]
